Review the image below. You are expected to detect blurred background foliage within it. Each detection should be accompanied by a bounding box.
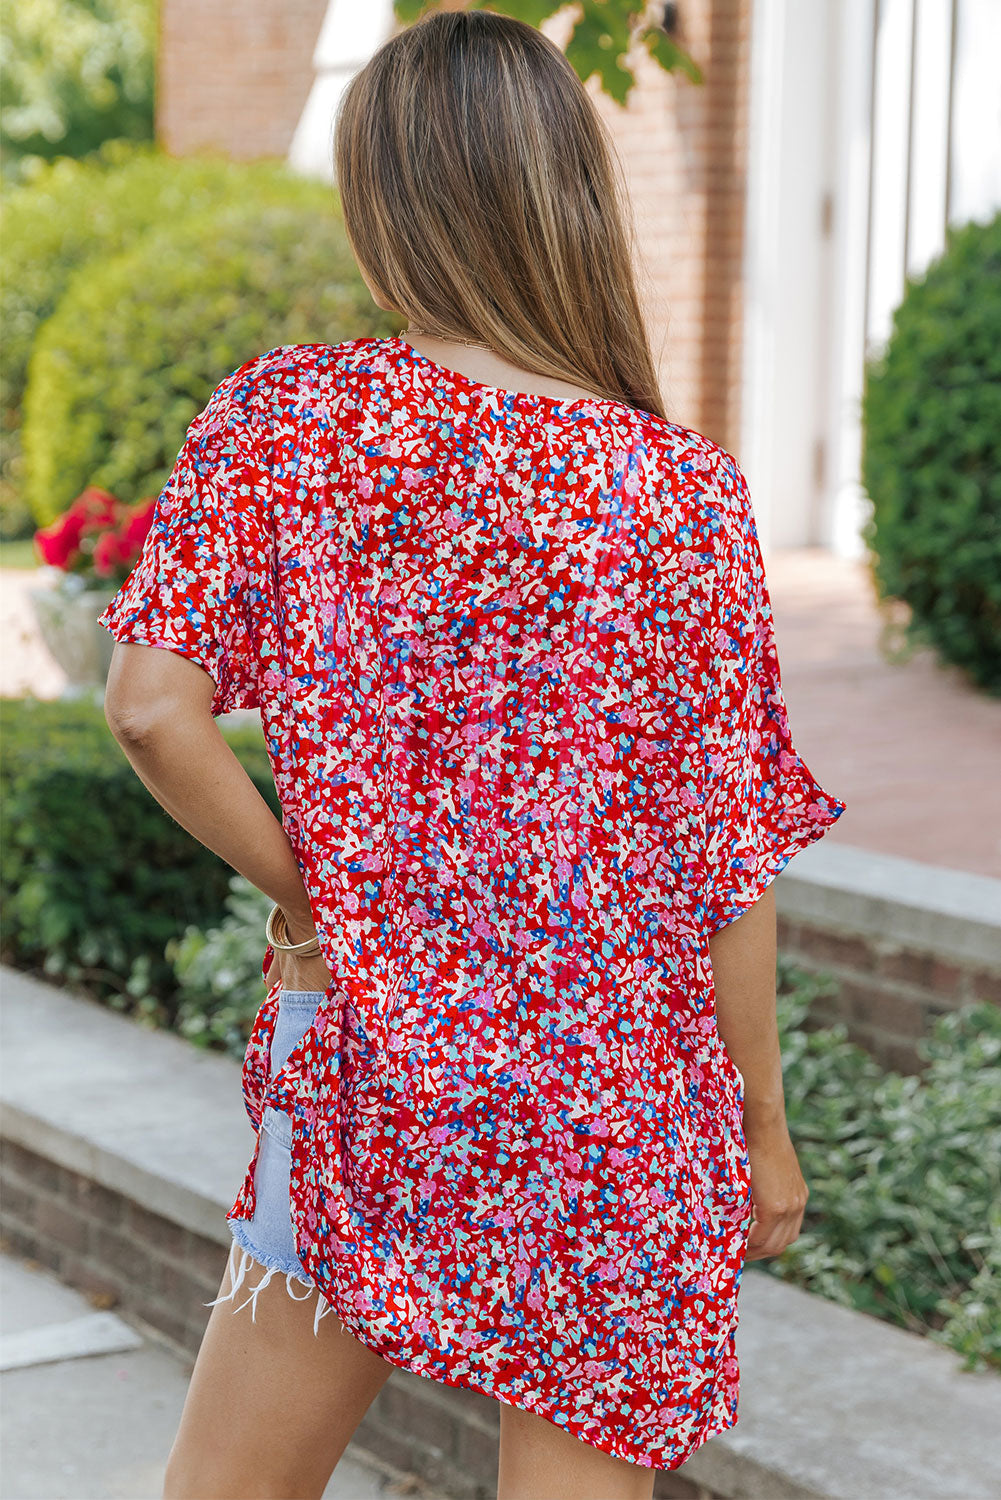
[0,696,279,1011]
[774,967,1001,1374]
[0,0,155,186]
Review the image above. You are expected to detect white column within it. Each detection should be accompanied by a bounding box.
[949,0,1001,225]
[825,0,877,560]
[287,0,396,184]
[825,0,1001,561]
[739,0,835,553]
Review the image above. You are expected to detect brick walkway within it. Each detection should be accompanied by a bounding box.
[767,549,1001,881]
[4,554,1000,880]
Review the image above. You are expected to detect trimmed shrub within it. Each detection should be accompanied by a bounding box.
[1,142,292,533]
[0,696,279,1021]
[861,212,1001,695]
[1,141,352,425]
[2,140,400,529]
[22,186,398,522]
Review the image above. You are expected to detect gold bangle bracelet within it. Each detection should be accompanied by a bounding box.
[266,903,321,956]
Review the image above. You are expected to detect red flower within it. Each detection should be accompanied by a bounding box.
[33,486,153,582]
[91,531,129,578]
[34,515,79,569]
[70,486,119,525]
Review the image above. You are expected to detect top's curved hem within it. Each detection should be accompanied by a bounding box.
[224,1206,738,1473]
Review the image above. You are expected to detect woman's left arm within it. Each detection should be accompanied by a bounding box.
[104,641,329,989]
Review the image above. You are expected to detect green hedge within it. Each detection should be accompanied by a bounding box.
[166,876,275,1059]
[1,143,293,535]
[0,0,155,186]
[861,212,1001,695]
[22,189,398,523]
[2,143,293,424]
[0,696,278,1022]
[2,140,401,531]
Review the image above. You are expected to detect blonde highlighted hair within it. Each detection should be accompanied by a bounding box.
[334,8,667,419]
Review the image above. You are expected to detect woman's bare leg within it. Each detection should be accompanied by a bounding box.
[497,1401,656,1500]
[163,1246,393,1500]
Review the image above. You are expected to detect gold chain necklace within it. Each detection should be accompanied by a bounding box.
[406,324,495,352]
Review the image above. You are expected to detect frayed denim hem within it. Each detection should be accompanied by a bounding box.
[227,1215,309,1280]
[203,1228,339,1339]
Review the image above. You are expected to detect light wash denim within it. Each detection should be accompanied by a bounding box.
[203,988,338,1334]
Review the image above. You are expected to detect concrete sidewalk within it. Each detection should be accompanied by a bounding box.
[0,1248,430,1500]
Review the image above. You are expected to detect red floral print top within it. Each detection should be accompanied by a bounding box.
[99,334,846,1471]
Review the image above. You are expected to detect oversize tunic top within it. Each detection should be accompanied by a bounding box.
[100,334,846,1470]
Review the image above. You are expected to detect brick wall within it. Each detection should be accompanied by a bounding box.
[156,0,752,451]
[0,1138,229,1356]
[0,1137,718,1499]
[584,0,751,449]
[157,0,329,162]
[778,916,1001,1075]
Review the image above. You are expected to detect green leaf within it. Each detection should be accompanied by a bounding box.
[638,25,704,85]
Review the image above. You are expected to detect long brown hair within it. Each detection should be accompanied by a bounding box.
[333,8,667,419]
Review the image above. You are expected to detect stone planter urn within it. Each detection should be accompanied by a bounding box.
[29,570,118,696]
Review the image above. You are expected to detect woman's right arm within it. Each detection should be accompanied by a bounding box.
[709,884,809,1262]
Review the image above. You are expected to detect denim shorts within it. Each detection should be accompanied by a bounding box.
[203,988,339,1336]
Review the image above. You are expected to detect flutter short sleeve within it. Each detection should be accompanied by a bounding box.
[98,377,262,717]
[702,458,846,936]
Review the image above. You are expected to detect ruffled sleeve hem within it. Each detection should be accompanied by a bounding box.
[98,598,260,718]
[702,750,846,938]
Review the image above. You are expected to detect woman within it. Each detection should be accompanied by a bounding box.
[100,10,845,1499]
